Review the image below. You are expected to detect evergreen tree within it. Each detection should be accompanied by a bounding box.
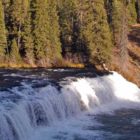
[0,0,7,62]
[10,39,21,63]
[0,0,138,68]
[47,0,62,65]
[31,0,51,66]
[58,0,77,59]
[111,0,123,47]
[76,0,95,64]
[80,0,112,65]
[119,0,129,66]
[8,0,23,63]
[111,0,129,68]
[22,0,34,65]
[127,0,137,24]
[92,0,113,65]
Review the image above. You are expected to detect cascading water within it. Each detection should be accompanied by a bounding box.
[0,69,140,140]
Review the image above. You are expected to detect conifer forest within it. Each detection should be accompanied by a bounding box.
[0,0,139,68]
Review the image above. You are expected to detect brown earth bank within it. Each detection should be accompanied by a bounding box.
[111,24,140,87]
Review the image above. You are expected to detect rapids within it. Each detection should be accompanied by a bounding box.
[0,69,139,140]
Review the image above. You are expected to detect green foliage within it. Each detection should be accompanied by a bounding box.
[127,0,137,24]
[0,0,138,68]
[10,39,21,63]
[8,0,24,42]
[59,0,112,65]
[76,0,112,65]
[31,0,51,66]
[47,0,62,63]
[58,0,77,55]
[110,0,129,68]
[22,0,34,65]
[76,0,95,62]
[111,0,124,46]
[0,0,7,62]
[88,0,112,64]
[6,0,25,64]
[31,0,62,66]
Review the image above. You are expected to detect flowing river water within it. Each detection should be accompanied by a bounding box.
[0,68,140,140]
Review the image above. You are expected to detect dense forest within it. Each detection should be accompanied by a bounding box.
[0,0,139,68]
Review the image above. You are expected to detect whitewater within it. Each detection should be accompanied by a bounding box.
[0,69,140,140]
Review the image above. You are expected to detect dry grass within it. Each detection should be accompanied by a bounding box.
[0,59,85,69]
[59,60,85,68]
[0,61,37,68]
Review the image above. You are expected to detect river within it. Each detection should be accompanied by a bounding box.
[0,68,140,140]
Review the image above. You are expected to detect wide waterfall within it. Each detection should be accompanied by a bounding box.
[0,69,140,140]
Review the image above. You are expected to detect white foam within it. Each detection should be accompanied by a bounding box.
[107,72,140,102]
[0,71,140,140]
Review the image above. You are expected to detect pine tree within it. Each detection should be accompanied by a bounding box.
[79,0,112,65]
[127,0,137,24]
[31,0,51,66]
[58,0,78,60]
[8,0,23,63]
[119,0,129,66]
[75,0,95,64]
[10,39,21,63]
[111,0,129,68]
[22,0,34,66]
[93,0,112,65]
[0,0,7,62]
[58,0,113,65]
[47,0,62,65]
[0,0,138,68]
[111,0,123,47]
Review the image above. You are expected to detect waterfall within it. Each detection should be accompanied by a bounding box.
[0,71,140,140]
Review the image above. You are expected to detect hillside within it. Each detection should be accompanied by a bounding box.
[111,24,140,87]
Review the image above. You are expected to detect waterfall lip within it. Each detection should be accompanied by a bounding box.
[0,70,140,110]
[0,68,112,92]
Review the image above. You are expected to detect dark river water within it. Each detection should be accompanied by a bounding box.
[0,68,139,140]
